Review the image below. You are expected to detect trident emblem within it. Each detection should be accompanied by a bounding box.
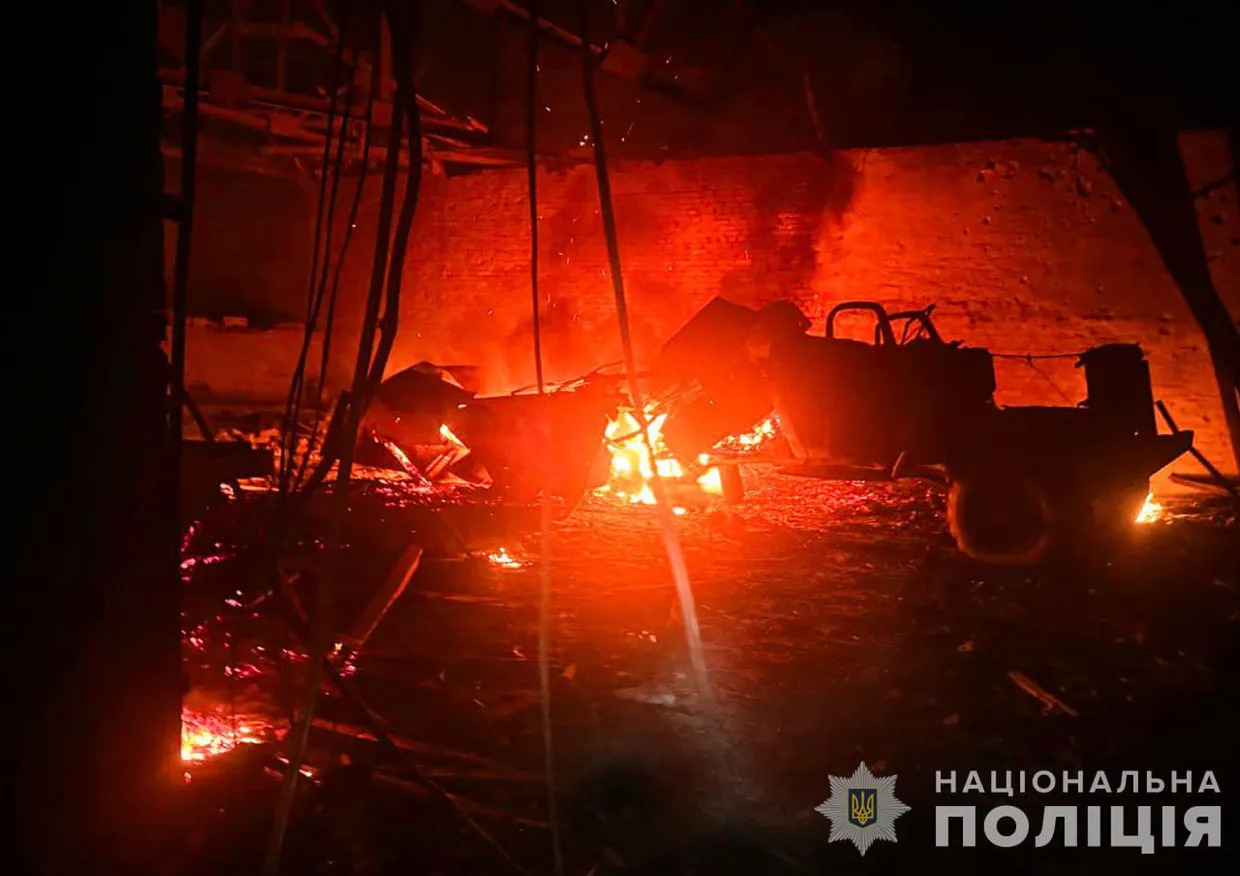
[848,789,877,827]
[816,762,911,855]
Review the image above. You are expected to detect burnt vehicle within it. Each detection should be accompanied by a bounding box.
[654,298,1193,564]
[360,361,621,507]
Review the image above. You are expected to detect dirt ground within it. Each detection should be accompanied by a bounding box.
[181,467,1240,874]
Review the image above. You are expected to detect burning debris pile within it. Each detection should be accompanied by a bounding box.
[349,357,778,515]
[186,295,1190,581]
[177,295,1192,775]
[181,704,275,767]
[596,407,778,510]
[168,287,1214,876]
[175,371,784,775]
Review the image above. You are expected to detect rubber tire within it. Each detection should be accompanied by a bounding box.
[947,469,1053,565]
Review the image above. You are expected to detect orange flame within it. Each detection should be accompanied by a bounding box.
[712,415,777,452]
[596,407,725,507]
[1134,492,1162,524]
[487,546,526,568]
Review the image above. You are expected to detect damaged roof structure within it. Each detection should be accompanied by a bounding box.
[22,1,1240,873]
[158,0,1238,463]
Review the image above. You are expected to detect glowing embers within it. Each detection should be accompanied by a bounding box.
[181,704,275,764]
[1134,492,1163,524]
[439,423,467,448]
[596,407,724,508]
[377,436,427,483]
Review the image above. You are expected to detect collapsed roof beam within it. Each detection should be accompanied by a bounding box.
[462,0,605,56]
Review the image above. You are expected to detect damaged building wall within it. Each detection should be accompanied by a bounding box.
[182,132,1238,485]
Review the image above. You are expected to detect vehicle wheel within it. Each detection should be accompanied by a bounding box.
[947,468,1053,564]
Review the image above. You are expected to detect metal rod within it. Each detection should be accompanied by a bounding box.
[1155,400,1239,498]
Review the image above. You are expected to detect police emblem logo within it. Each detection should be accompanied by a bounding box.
[815,762,911,855]
[848,788,876,827]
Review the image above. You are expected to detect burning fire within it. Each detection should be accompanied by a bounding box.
[181,706,272,764]
[378,437,426,482]
[1134,492,1163,524]
[712,415,778,452]
[487,546,527,568]
[596,410,777,508]
[440,423,468,448]
[597,407,722,506]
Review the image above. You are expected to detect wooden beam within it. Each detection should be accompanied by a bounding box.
[342,546,423,656]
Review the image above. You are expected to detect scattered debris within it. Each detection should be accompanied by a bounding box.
[614,685,679,707]
[1008,671,1079,716]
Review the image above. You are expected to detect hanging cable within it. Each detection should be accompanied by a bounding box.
[364,0,423,395]
[294,13,385,491]
[573,0,712,703]
[344,98,403,412]
[526,3,563,873]
[300,71,406,493]
[274,8,527,871]
[279,9,351,495]
[265,10,400,875]
[292,41,357,427]
[991,350,1086,360]
[273,0,425,816]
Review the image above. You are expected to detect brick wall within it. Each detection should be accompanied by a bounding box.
[185,132,1240,486]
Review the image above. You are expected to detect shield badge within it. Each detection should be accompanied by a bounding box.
[848,788,877,827]
[816,762,911,855]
